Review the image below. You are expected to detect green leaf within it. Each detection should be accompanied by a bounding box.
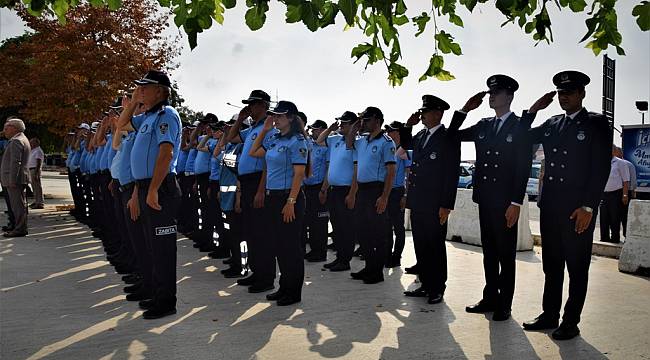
[52,0,69,23]
[338,0,357,26]
[29,0,46,11]
[222,0,236,9]
[419,54,455,82]
[412,12,430,37]
[174,2,188,28]
[435,31,462,55]
[320,2,339,28]
[395,0,407,15]
[388,62,409,86]
[107,0,122,11]
[449,13,464,27]
[245,2,268,31]
[286,4,302,23]
[460,0,478,12]
[633,1,650,31]
[213,0,225,25]
[301,1,320,31]
[585,39,602,56]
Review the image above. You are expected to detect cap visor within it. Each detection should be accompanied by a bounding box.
[133,79,158,86]
[267,110,288,115]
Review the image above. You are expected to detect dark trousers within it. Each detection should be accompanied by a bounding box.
[80,175,94,224]
[137,175,181,309]
[224,210,243,271]
[386,187,406,260]
[240,172,275,285]
[302,184,329,257]
[356,182,390,277]
[2,184,15,227]
[478,204,517,311]
[410,209,447,295]
[600,189,622,243]
[540,206,597,326]
[265,191,305,299]
[195,173,211,245]
[99,173,123,255]
[178,174,198,233]
[120,184,153,296]
[205,180,226,250]
[328,186,356,264]
[68,170,84,217]
[111,179,134,269]
[621,190,633,238]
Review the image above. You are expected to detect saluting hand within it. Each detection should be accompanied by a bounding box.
[505,204,520,228]
[461,91,487,113]
[351,120,361,134]
[282,203,295,223]
[146,189,162,211]
[406,112,420,127]
[327,121,339,132]
[570,207,593,234]
[263,116,274,131]
[439,208,451,225]
[238,106,252,121]
[529,91,557,113]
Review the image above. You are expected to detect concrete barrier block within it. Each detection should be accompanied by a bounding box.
[446,189,533,251]
[619,200,650,275]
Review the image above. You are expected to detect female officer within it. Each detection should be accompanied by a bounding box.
[249,100,308,306]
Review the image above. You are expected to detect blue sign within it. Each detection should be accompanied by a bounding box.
[622,126,650,192]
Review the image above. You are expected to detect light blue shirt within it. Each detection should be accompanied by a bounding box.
[130,105,181,180]
[89,147,102,174]
[176,149,189,173]
[80,148,90,173]
[209,138,222,181]
[110,149,122,180]
[354,131,396,183]
[99,134,116,171]
[264,133,309,190]
[393,148,412,188]
[304,138,328,185]
[117,132,136,185]
[194,136,215,175]
[238,120,278,176]
[326,134,356,186]
[69,142,84,171]
[185,148,198,173]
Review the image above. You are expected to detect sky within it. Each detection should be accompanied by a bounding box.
[1,1,648,160]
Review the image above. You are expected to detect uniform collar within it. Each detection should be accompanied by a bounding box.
[495,111,512,122]
[426,124,443,135]
[366,130,386,141]
[566,108,584,120]
[145,100,169,114]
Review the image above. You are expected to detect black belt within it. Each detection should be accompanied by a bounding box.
[304,183,323,190]
[136,173,176,187]
[357,181,384,189]
[119,182,135,193]
[265,188,304,196]
[238,172,263,182]
[329,185,351,191]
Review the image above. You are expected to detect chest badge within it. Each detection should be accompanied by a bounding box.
[429,152,437,160]
[478,133,485,140]
[140,124,149,133]
[278,145,287,152]
[251,133,258,140]
[506,134,513,143]
[544,130,551,137]
[371,145,378,153]
[335,142,340,148]
[577,131,586,141]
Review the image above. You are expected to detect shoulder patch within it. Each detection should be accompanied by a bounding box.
[383,133,392,141]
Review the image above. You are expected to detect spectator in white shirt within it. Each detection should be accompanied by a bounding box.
[600,145,630,243]
[615,146,636,237]
[27,138,45,209]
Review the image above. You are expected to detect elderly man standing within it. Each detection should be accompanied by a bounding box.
[28,138,45,209]
[1,118,31,237]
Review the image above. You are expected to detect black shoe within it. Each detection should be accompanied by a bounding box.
[266,290,284,301]
[329,262,351,272]
[122,274,141,284]
[29,203,44,209]
[404,287,428,297]
[306,255,327,263]
[277,295,301,306]
[385,258,401,268]
[237,275,256,286]
[362,274,384,284]
[223,257,234,265]
[143,307,177,320]
[323,259,339,269]
[466,300,496,313]
[405,264,419,275]
[427,293,444,304]
[492,309,511,321]
[3,230,27,238]
[139,299,155,310]
[123,283,141,294]
[350,269,368,280]
[1,225,14,232]
[126,292,150,302]
[551,323,580,340]
[222,268,245,278]
[353,247,362,257]
[327,242,336,250]
[248,283,274,293]
[522,315,559,331]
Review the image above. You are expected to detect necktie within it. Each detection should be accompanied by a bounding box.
[492,118,501,136]
[558,115,568,133]
[421,129,431,149]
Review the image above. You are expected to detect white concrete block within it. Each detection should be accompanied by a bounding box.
[619,200,650,274]
[447,189,533,251]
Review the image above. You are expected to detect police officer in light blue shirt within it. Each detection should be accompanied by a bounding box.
[383,121,412,268]
[181,121,200,235]
[223,90,277,293]
[192,115,219,252]
[249,100,308,306]
[345,106,396,284]
[302,119,330,262]
[117,70,181,320]
[314,111,359,272]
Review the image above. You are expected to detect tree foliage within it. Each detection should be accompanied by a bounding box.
[2,0,649,86]
[0,0,180,135]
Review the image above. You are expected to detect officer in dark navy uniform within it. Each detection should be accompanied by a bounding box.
[449,75,532,321]
[403,95,461,304]
[117,70,182,320]
[521,71,612,340]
